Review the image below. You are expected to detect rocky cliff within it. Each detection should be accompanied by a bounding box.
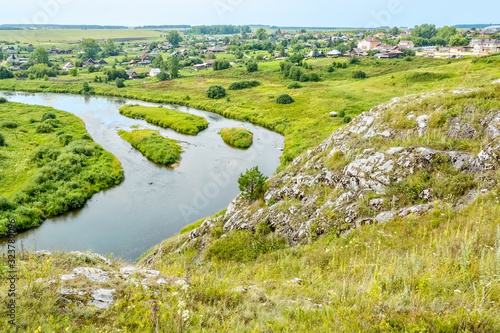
[176,84,500,253]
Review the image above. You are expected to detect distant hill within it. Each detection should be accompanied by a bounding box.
[454,23,500,29]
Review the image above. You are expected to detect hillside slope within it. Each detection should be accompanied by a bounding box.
[2,85,500,332]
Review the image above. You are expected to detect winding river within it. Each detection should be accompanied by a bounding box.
[0,91,284,261]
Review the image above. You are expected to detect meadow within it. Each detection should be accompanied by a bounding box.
[118,129,182,166]
[1,55,499,167]
[0,102,124,234]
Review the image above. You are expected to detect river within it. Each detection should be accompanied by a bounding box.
[0,91,284,261]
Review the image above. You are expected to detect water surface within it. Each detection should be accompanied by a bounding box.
[0,91,283,261]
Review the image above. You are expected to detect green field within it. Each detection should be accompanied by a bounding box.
[0,102,124,233]
[0,29,162,43]
[118,129,182,166]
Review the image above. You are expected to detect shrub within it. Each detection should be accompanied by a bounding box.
[349,57,361,65]
[213,60,231,71]
[0,97,7,104]
[115,78,125,88]
[275,94,294,104]
[41,112,56,121]
[1,121,18,129]
[343,116,352,123]
[0,133,5,146]
[80,82,94,95]
[238,166,268,201]
[287,82,302,89]
[309,72,321,82]
[36,123,54,133]
[352,70,367,79]
[246,62,258,73]
[228,80,261,90]
[69,68,78,77]
[206,85,226,99]
[157,71,170,81]
[0,67,14,79]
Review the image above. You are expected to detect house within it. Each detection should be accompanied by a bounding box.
[374,32,386,38]
[398,40,414,49]
[345,48,366,57]
[306,50,324,58]
[140,55,152,64]
[149,68,161,77]
[82,59,96,67]
[470,39,500,54]
[126,69,138,79]
[375,49,403,59]
[357,38,381,51]
[129,59,139,66]
[326,50,342,57]
[61,62,75,71]
[194,63,209,71]
[97,59,108,65]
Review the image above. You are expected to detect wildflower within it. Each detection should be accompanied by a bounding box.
[454,289,462,294]
[178,300,186,309]
[171,292,179,296]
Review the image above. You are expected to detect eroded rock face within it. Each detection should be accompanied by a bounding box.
[185,90,500,246]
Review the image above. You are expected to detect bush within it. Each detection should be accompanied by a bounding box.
[343,116,352,123]
[41,112,56,121]
[0,67,14,79]
[309,72,321,82]
[246,62,258,73]
[287,82,302,89]
[275,94,294,104]
[1,121,18,129]
[115,78,125,88]
[349,57,361,65]
[228,80,261,90]
[80,82,94,95]
[157,71,170,81]
[206,85,227,99]
[0,97,7,104]
[213,60,231,71]
[36,123,54,133]
[352,70,367,79]
[0,133,5,146]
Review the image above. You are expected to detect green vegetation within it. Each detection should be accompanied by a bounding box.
[238,166,268,201]
[0,102,124,234]
[228,80,261,91]
[118,129,182,166]
[206,85,226,99]
[352,70,367,79]
[219,127,253,148]
[246,61,258,73]
[275,94,294,104]
[119,105,209,135]
[287,82,302,89]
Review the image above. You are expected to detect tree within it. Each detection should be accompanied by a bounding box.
[30,47,49,65]
[389,26,400,36]
[412,24,437,39]
[115,78,125,88]
[238,166,268,201]
[168,55,180,78]
[0,67,14,79]
[80,39,101,60]
[256,28,268,41]
[0,132,5,146]
[166,30,183,47]
[437,26,458,44]
[213,60,231,71]
[206,85,226,99]
[246,62,258,73]
[449,34,468,47]
[336,43,348,54]
[101,39,120,57]
[80,82,94,95]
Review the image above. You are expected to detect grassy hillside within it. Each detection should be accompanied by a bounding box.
[0,102,124,234]
[1,55,499,168]
[118,129,182,166]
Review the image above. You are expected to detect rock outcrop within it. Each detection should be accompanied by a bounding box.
[183,88,500,247]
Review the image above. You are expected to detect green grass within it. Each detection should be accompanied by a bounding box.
[118,129,182,166]
[218,127,253,149]
[2,55,499,169]
[0,102,124,234]
[119,105,209,135]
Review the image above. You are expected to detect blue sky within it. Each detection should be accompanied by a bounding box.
[2,0,499,28]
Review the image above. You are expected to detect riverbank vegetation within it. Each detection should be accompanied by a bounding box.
[118,129,182,166]
[0,102,124,234]
[218,127,253,149]
[119,105,209,135]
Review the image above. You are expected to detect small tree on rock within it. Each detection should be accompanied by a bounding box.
[238,166,268,201]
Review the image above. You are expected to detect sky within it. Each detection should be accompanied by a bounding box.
[1,0,499,28]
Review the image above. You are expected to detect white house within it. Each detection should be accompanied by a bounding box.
[470,39,500,54]
[149,68,161,77]
[357,38,381,51]
[61,62,75,71]
[398,40,414,50]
